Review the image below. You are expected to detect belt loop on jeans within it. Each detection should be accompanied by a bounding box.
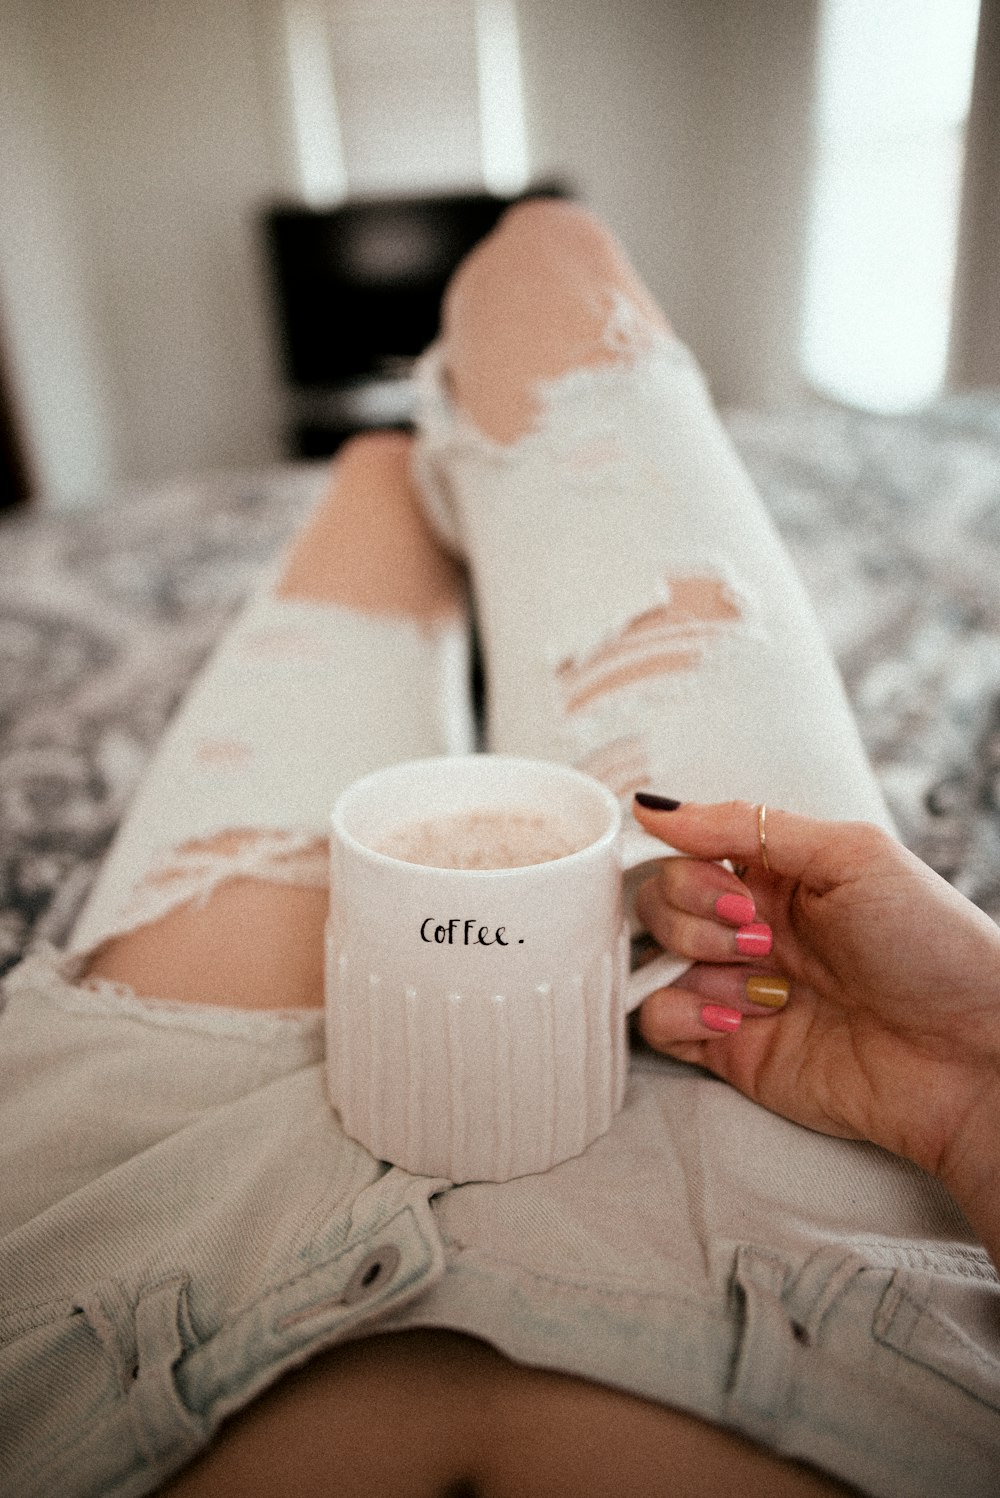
[783,1246,868,1346]
[726,1245,798,1439]
[130,1277,205,1470]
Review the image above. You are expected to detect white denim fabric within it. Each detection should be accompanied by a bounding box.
[71,591,473,957]
[2,947,999,1498]
[413,330,897,833]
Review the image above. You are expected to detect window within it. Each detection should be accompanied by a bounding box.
[801,0,981,410]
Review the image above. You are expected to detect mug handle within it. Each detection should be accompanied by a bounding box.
[617,825,692,1014]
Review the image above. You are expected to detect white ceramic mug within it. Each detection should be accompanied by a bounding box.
[325,754,688,1182]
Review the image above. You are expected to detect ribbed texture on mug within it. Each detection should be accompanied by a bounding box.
[325,927,631,1182]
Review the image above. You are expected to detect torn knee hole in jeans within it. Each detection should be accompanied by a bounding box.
[555,574,744,715]
[600,289,668,360]
[101,829,329,945]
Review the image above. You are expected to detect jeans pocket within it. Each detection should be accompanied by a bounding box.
[0,1276,209,1498]
[0,1306,119,1492]
[873,1270,1000,1413]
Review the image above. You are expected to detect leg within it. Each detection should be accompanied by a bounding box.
[414,199,893,829]
[77,432,471,1009]
[0,217,885,1498]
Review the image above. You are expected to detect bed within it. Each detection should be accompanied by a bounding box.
[2,394,999,985]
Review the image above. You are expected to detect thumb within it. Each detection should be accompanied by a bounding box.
[631,795,872,886]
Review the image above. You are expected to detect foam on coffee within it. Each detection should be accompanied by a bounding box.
[377,808,587,869]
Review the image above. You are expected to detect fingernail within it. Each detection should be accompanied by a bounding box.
[715,892,756,925]
[701,1004,743,1033]
[746,975,789,1010]
[634,792,681,811]
[735,921,772,956]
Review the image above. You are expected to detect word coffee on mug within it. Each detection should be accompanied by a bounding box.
[326,755,689,1183]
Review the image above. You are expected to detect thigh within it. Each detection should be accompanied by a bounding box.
[82,433,467,1010]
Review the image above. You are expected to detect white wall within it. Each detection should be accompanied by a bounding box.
[519,0,819,408]
[519,0,704,353]
[0,0,295,504]
[0,0,113,502]
[686,0,818,408]
[950,0,1000,388]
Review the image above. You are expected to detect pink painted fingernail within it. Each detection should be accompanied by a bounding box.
[735,921,772,956]
[715,892,756,925]
[701,1004,743,1033]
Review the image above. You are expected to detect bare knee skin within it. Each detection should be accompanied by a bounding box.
[442,198,671,443]
[279,430,465,620]
[84,432,465,1010]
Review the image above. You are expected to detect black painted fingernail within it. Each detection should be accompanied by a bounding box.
[634,792,682,811]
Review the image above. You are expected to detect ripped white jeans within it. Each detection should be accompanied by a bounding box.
[413,330,895,822]
[8,330,998,1498]
[72,326,891,966]
[70,595,473,956]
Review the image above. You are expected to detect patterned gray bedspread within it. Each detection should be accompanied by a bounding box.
[2,396,999,977]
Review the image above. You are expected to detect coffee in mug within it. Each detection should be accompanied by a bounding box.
[376,807,587,870]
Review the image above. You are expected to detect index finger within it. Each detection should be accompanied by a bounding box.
[631,796,880,888]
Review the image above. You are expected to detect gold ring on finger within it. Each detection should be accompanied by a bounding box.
[756,802,771,872]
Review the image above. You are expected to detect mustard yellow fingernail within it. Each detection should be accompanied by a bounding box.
[746,975,789,1010]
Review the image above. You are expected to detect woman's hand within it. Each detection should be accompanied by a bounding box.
[631,797,1000,1261]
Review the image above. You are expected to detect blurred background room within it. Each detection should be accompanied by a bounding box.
[1,0,997,504]
[1,0,999,972]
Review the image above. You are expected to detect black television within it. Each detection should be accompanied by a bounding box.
[263,186,568,453]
